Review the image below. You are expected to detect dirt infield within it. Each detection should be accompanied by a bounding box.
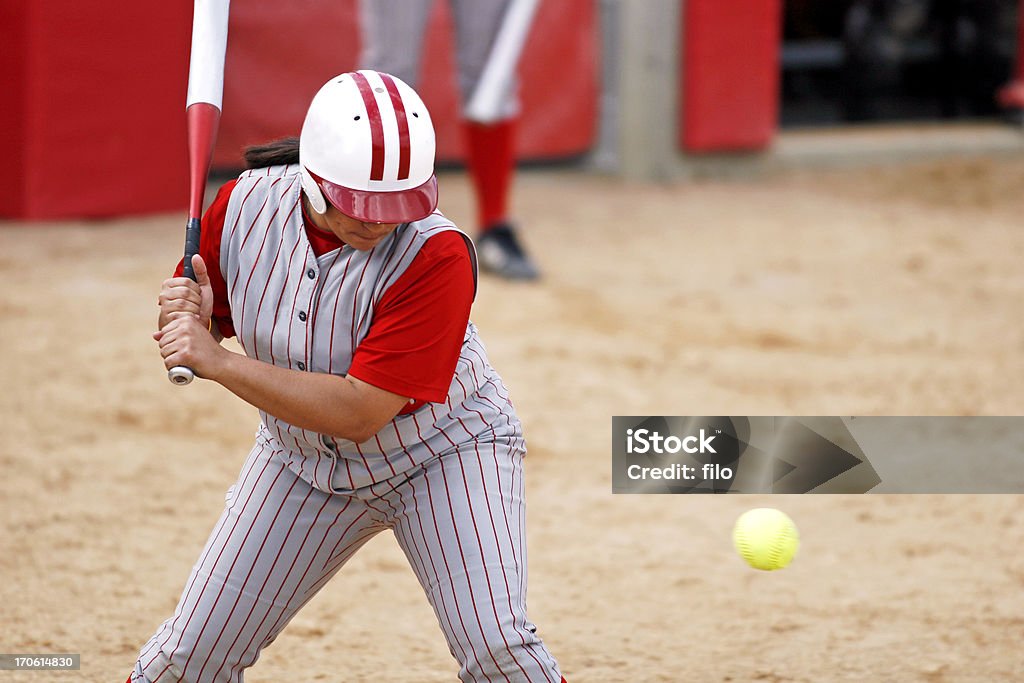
[2,156,1023,681]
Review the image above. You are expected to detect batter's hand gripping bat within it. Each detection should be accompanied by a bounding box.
[168,0,231,386]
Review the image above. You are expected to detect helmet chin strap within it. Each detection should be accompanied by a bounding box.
[300,167,328,214]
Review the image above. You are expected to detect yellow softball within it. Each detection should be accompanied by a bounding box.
[732,508,799,571]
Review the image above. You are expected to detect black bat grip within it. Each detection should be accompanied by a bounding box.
[168,216,203,386]
[181,216,202,281]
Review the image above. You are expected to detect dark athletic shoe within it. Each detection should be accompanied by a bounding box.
[476,223,540,281]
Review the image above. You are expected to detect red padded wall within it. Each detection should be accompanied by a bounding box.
[0,0,30,217]
[2,1,595,219]
[681,0,782,152]
[1,1,192,219]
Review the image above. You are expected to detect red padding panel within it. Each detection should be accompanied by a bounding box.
[213,0,597,169]
[0,1,29,218]
[0,1,192,219]
[681,0,782,152]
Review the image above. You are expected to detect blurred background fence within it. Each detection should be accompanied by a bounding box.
[2,0,1022,219]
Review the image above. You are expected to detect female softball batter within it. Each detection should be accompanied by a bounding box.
[130,70,564,683]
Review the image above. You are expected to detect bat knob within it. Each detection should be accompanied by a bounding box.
[168,366,196,386]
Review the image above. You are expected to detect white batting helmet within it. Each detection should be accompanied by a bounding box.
[299,70,438,223]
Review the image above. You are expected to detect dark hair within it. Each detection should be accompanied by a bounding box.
[243,137,300,169]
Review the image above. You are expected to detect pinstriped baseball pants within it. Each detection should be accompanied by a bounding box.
[132,438,561,683]
[359,0,520,121]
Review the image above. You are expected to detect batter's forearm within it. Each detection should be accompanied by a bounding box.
[211,352,399,443]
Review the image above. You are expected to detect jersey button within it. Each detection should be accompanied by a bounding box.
[298,311,307,322]
[306,268,316,279]
[297,361,306,371]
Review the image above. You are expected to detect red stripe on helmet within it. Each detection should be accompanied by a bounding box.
[378,73,411,181]
[351,72,385,181]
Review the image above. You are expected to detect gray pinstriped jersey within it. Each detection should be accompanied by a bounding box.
[221,164,525,492]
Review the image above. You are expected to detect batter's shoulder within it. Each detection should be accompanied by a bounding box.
[225,164,303,215]
[235,163,303,187]
[404,214,478,298]
[410,210,457,233]
[409,212,469,250]
[408,213,474,261]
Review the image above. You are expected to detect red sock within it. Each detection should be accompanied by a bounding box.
[463,119,516,232]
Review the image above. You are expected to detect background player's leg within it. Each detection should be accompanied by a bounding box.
[132,442,385,683]
[450,0,517,121]
[357,0,433,86]
[385,444,562,682]
[450,0,539,280]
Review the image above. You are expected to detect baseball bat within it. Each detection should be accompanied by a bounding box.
[463,0,540,123]
[168,0,230,386]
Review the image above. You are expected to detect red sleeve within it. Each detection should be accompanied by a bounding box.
[347,231,475,410]
[173,179,236,338]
